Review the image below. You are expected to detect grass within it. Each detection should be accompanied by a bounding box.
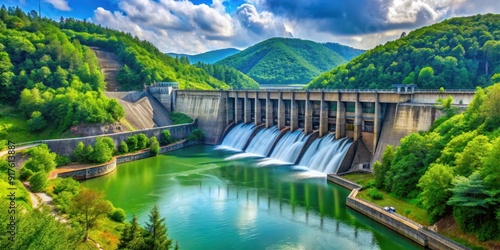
[339,173,430,226]
[169,112,193,125]
[341,172,374,187]
[0,105,63,145]
[87,216,124,250]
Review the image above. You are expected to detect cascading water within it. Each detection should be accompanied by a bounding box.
[299,135,352,174]
[218,124,352,175]
[245,126,280,156]
[270,130,309,163]
[218,123,255,151]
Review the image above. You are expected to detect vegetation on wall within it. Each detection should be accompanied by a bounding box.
[308,14,500,90]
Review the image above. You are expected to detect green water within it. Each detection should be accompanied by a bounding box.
[83,145,420,250]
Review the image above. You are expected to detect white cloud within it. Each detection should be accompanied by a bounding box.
[386,0,467,24]
[44,0,71,11]
[92,0,291,54]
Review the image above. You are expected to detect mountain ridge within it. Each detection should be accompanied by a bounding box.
[216,37,364,85]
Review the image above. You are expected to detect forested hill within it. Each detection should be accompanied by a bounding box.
[0,7,124,133]
[168,48,240,64]
[322,43,366,61]
[216,38,361,85]
[308,14,500,90]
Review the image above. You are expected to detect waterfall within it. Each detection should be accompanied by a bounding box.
[218,123,353,175]
[270,130,309,164]
[299,136,352,174]
[245,126,280,156]
[218,123,255,151]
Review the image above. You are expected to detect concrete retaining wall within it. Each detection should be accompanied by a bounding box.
[43,123,195,156]
[56,140,200,179]
[327,175,469,250]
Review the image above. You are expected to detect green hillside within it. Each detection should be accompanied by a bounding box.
[0,7,124,138]
[60,19,230,91]
[308,14,500,90]
[216,38,353,85]
[322,42,365,61]
[194,63,259,90]
[168,48,240,64]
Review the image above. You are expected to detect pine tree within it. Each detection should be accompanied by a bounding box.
[118,215,146,250]
[145,205,172,250]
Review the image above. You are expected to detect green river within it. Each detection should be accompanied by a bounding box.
[83,145,420,250]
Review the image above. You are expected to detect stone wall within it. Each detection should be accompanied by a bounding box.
[174,91,227,145]
[56,140,200,179]
[44,123,195,156]
[57,159,116,180]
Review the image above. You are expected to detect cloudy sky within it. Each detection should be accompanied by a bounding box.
[4,0,500,54]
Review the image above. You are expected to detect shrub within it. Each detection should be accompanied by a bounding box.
[30,171,48,192]
[137,133,149,149]
[111,208,126,222]
[54,177,80,195]
[188,128,205,141]
[362,180,375,190]
[56,155,71,167]
[91,137,114,163]
[73,142,86,162]
[119,141,129,154]
[27,111,47,131]
[367,188,384,200]
[150,140,160,156]
[161,130,173,145]
[126,135,138,151]
[404,209,412,216]
[20,167,34,181]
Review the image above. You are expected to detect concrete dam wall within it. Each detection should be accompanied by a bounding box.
[144,89,474,170]
[173,91,227,144]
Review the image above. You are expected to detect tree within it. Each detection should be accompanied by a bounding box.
[126,135,138,152]
[24,144,57,173]
[119,141,129,154]
[73,141,86,162]
[454,135,491,177]
[29,171,48,192]
[145,205,172,250]
[118,215,147,250]
[376,145,394,190]
[137,133,149,149]
[417,66,435,88]
[111,208,126,223]
[417,164,454,223]
[27,111,47,131]
[72,188,113,241]
[161,130,173,145]
[188,129,205,141]
[91,137,114,163]
[150,140,160,156]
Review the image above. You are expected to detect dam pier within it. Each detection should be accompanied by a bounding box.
[150,86,475,172]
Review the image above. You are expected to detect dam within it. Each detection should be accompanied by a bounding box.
[151,87,475,172]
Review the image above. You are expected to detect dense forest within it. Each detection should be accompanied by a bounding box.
[374,78,500,242]
[322,42,366,61]
[216,38,363,85]
[0,7,124,132]
[59,21,232,91]
[308,14,500,90]
[194,62,259,90]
